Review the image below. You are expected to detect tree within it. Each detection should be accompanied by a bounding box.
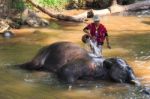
[0,0,24,18]
[0,0,12,17]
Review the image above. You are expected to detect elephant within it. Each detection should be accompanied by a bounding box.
[19,41,139,85]
[57,56,139,84]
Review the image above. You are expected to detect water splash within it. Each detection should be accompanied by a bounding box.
[85,38,102,57]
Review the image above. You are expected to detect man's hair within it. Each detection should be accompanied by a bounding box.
[82,34,90,43]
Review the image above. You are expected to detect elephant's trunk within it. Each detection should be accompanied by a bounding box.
[127,67,140,86]
[130,76,150,95]
[130,79,141,86]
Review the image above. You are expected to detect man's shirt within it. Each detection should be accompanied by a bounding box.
[84,23,108,45]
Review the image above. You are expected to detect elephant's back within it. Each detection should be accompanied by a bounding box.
[32,42,89,72]
[46,42,88,58]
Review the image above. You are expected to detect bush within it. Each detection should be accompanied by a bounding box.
[37,0,68,10]
[12,0,25,11]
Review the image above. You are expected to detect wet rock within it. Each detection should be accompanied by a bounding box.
[0,18,22,31]
[5,18,22,29]
[1,31,14,38]
[0,19,9,33]
[22,9,49,27]
[66,1,79,10]
[9,18,22,29]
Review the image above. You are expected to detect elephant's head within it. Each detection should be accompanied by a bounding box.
[104,58,140,85]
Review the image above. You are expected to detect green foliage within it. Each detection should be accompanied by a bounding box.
[24,2,34,10]
[37,0,68,10]
[12,0,25,11]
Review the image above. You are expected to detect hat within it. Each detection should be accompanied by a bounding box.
[93,15,100,22]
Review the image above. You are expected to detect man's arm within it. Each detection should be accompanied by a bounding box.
[106,36,111,49]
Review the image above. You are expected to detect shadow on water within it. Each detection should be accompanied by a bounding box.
[142,21,150,25]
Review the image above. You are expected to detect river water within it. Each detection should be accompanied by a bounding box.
[0,16,150,99]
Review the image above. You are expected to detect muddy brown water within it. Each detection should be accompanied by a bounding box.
[0,16,150,99]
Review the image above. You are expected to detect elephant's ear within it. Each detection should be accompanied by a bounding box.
[103,59,113,69]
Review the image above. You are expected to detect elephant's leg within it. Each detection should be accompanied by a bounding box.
[56,59,92,84]
[56,62,80,84]
[57,67,79,84]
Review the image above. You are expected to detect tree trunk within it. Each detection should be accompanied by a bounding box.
[0,0,13,18]
[26,0,86,22]
[112,0,118,5]
[26,0,150,22]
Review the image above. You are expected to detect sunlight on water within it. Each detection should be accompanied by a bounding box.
[0,16,150,99]
[104,48,130,58]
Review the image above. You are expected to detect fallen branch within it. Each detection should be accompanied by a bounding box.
[26,0,86,22]
[26,0,150,22]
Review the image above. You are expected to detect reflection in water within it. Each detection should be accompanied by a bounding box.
[0,16,150,99]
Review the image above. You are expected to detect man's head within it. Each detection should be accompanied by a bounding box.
[93,15,100,25]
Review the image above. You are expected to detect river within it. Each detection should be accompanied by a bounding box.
[0,16,150,99]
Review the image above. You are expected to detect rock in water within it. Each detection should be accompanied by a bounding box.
[22,9,49,27]
[0,19,9,33]
[2,31,14,38]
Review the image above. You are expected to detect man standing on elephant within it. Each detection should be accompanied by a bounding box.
[83,15,111,56]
